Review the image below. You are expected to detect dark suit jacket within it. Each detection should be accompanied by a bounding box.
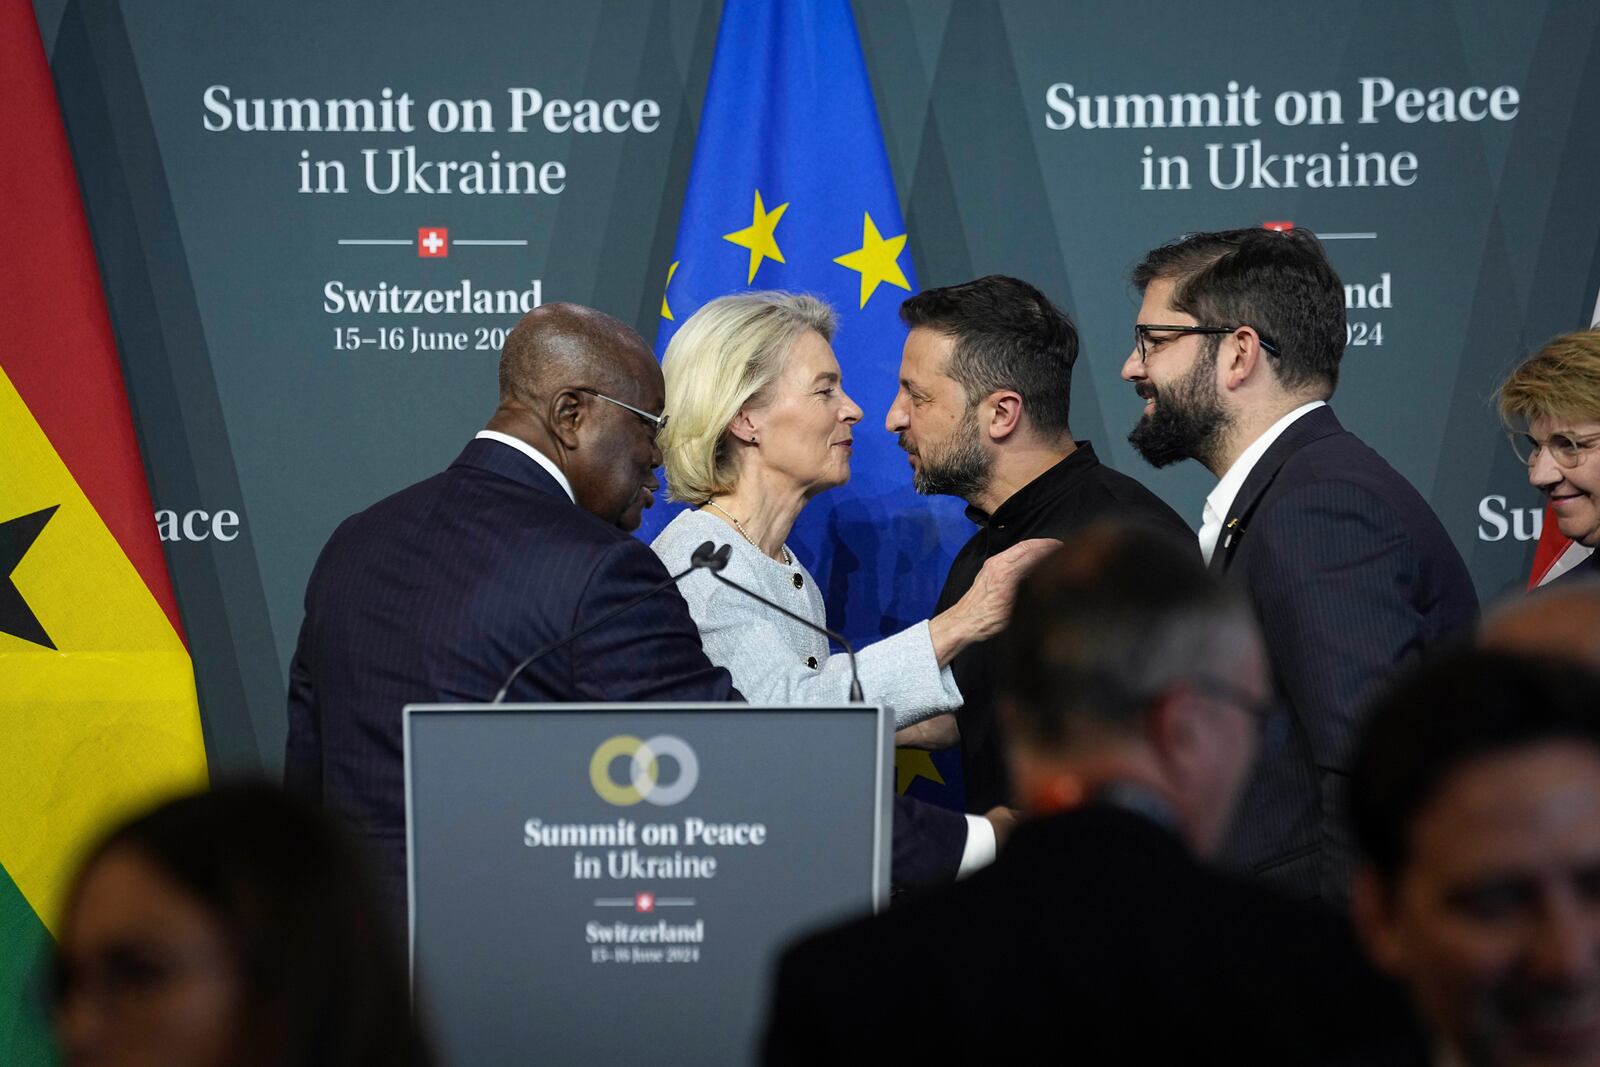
[1211,406,1477,903]
[892,794,968,890]
[765,805,1422,1066]
[285,438,738,912]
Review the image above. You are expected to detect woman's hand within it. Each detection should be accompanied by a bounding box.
[928,538,1060,665]
[895,713,960,750]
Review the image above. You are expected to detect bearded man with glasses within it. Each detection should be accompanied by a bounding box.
[1498,329,1600,585]
[1121,227,1476,908]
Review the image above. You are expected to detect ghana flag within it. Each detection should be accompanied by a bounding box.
[1,1,208,1057]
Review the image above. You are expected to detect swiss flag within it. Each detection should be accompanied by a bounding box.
[1528,504,1587,588]
[418,227,448,258]
[634,891,655,913]
[1262,221,1295,232]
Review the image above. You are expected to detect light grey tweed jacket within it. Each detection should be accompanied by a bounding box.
[650,509,960,728]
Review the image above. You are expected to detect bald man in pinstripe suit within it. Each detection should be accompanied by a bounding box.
[285,304,739,916]
[1122,228,1477,906]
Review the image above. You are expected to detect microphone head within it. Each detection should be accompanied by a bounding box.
[710,544,733,572]
[689,541,717,567]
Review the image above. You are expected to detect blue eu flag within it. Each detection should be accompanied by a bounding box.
[642,0,969,801]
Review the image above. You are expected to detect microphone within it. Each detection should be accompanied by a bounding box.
[700,543,866,703]
[492,540,723,703]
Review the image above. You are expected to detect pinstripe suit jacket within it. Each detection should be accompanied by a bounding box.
[285,438,737,912]
[1210,406,1476,904]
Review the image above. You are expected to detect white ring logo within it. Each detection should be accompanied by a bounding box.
[589,734,699,806]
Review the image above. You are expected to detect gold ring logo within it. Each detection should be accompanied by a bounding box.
[589,734,698,806]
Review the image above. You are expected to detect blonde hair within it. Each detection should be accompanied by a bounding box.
[1497,329,1600,427]
[660,292,837,503]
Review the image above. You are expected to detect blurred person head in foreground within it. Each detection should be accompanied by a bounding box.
[1351,650,1600,1067]
[1482,577,1600,669]
[52,782,431,1067]
[998,520,1267,852]
[764,522,1419,1065]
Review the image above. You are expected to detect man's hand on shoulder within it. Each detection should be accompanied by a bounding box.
[930,537,1061,661]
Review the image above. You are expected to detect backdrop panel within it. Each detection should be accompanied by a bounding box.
[31,0,1600,776]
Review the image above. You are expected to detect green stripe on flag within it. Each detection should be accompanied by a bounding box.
[0,861,58,1066]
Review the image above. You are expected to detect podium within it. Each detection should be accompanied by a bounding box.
[404,702,891,1065]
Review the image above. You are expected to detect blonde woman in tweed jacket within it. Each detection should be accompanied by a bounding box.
[650,292,1053,738]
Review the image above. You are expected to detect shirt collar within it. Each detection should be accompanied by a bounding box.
[964,443,1099,529]
[1204,401,1325,526]
[474,430,576,504]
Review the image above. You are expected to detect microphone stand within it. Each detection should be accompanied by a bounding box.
[702,544,866,702]
[492,541,723,703]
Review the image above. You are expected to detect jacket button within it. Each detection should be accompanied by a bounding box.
[792,573,803,589]
[806,656,818,669]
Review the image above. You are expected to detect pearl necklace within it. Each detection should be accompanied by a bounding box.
[703,500,792,566]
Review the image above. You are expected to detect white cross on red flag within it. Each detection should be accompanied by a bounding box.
[417,227,448,258]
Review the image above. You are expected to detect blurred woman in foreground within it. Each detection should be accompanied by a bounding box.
[53,783,431,1067]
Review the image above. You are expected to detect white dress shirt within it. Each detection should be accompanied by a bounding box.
[957,813,996,876]
[1198,401,1326,564]
[474,430,575,504]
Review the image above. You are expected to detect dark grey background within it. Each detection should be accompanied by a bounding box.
[34,0,1600,773]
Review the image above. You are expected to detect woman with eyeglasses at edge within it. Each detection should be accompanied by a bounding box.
[650,292,1054,740]
[1497,329,1600,584]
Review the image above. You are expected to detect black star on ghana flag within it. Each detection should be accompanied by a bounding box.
[0,504,59,649]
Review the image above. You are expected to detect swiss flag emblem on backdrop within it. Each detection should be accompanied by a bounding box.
[418,227,448,258]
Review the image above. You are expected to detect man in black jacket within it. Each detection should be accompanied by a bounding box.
[766,523,1418,1065]
[887,275,1193,818]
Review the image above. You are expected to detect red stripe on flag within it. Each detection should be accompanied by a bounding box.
[1528,502,1572,589]
[0,0,184,640]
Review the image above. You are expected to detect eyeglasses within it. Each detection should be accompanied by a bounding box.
[1134,324,1281,365]
[580,388,669,439]
[1508,429,1600,469]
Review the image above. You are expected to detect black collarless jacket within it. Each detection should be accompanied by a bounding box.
[934,444,1193,812]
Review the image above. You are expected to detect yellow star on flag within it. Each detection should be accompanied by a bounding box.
[895,748,946,794]
[723,190,789,284]
[660,260,679,321]
[833,211,910,309]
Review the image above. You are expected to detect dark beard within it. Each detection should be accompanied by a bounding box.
[903,407,991,499]
[1127,350,1232,469]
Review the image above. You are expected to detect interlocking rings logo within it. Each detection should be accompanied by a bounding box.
[589,735,699,807]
